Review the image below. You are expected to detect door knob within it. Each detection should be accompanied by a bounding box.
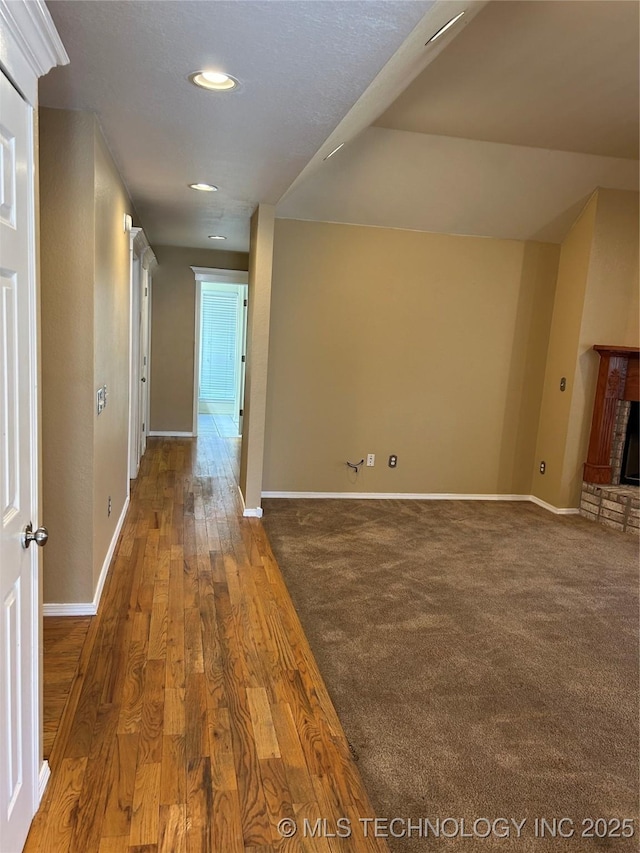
[22,522,49,549]
[141,377,146,382]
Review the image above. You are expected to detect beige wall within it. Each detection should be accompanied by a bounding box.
[532,188,639,508]
[239,205,276,510]
[40,109,96,603]
[39,108,135,604]
[531,194,597,508]
[92,130,133,589]
[149,246,248,433]
[264,219,559,496]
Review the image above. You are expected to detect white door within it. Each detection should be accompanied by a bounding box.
[129,252,141,479]
[138,266,150,460]
[0,70,42,852]
[238,289,248,435]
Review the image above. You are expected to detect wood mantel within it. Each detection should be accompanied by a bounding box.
[584,345,640,484]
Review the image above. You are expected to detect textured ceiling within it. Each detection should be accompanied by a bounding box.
[39,0,640,252]
[279,0,639,244]
[277,126,639,244]
[376,0,640,159]
[39,0,434,251]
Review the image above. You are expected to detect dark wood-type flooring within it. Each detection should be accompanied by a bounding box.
[28,418,385,852]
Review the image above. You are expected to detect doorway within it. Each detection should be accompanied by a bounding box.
[192,267,249,438]
[128,228,156,480]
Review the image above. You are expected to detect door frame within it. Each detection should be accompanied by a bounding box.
[191,267,249,437]
[127,226,156,481]
[0,0,69,830]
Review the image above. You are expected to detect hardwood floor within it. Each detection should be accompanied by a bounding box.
[43,617,92,759]
[27,424,386,852]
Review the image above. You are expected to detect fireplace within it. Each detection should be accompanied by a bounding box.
[620,401,639,486]
[580,345,639,534]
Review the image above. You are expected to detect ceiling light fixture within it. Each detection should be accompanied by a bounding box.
[189,182,218,192]
[426,10,465,44]
[208,234,227,240]
[190,70,239,91]
[323,142,345,161]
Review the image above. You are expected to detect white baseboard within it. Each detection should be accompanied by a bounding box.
[148,430,194,437]
[42,601,97,617]
[38,760,51,801]
[238,484,263,518]
[262,491,531,501]
[528,495,580,515]
[43,495,130,617]
[261,491,580,515]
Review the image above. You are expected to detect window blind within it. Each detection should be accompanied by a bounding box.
[200,291,239,401]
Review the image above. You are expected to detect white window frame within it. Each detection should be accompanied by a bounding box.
[191,267,249,436]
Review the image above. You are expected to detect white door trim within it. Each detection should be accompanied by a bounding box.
[0,0,68,838]
[191,267,249,436]
[127,226,156,481]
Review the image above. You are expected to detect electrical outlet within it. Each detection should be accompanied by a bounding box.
[366,454,375,467]
[388,455,398,468]
[108,495,112,517]
[539,461,546,474]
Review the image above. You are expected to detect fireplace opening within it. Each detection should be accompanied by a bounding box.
[621,401,639,486]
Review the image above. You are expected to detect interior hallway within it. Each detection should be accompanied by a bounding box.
[29,423,385,852]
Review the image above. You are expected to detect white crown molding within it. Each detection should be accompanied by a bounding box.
[130,226,157,270]
[0,0,69,104]
[143,246,157,271]
[191,266,248,284]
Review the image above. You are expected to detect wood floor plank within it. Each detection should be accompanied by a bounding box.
[129,761,161,846]
[164,687,185,735]
[211,787,244,853]
[98,836,129,852]
[138,658,166,764]
[35,756,87,853]
[30,431,387,852]
[247,688,281,760]
[270,702,316,804]
[102,733,139,838]
[158,803,186,853]
[69,702,119,851]
[160,734,186,806]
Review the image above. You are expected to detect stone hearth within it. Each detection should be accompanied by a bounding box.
[580,483,639,534]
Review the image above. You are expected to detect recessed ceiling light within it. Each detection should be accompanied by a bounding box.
[208,235,227,240]
[190,70,239,91]
[323,142,345,161]
[189,183,218,192]
[426,10,465,44]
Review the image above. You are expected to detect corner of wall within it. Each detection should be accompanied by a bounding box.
[531,185,639,509]
[240,204,275,510]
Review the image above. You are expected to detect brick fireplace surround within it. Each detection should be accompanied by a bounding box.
[580,345,639,534]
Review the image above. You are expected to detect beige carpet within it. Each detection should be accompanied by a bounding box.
[262,499,639,851]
